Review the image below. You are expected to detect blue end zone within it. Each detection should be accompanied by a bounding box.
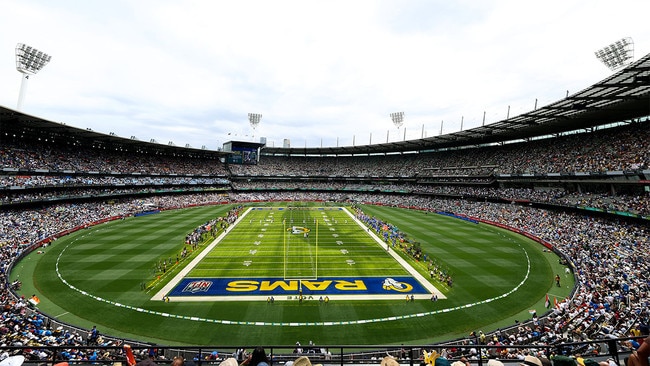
[169,277,429,297]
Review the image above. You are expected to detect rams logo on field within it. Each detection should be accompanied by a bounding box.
[287,226,311,234]
[183,280,213,293]
[382,278,413,292]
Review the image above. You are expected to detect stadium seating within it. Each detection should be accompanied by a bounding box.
[0,120,648,362]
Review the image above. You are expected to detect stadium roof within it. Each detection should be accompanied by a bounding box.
[263,51,650,156]
[1,52,649,157]
[0,108,229,159]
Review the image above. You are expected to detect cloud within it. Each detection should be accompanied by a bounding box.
[1,0,648,150]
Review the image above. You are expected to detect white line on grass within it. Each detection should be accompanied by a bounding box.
[150,207,252,301]
[343,208,447,299]
[53,206,533,327]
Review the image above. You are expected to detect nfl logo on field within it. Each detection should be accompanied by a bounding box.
[183,280,213,293]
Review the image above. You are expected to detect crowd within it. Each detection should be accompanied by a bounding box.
[0,186,230,205]
[0,140,228,175]
[228,122,649,177]
[2,181,649,217]
[2,122,648,179]
[0,122,649,363]
[0,193,233,361]
[231,183,650,216]
[2,122,649,217]
[1,191,647,358]
[0,175,229,188]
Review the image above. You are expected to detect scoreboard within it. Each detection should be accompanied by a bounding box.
[223,141,265,165]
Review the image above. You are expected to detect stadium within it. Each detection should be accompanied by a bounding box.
[1,25,650,366]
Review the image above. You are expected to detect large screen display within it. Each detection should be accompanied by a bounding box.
[226,146,258,165]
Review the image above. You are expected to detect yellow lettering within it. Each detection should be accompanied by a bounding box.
[260,280,298,291]
[334,280,367,291]
[226,280,259,292]
[227,279,369,292]
[302,281,333,291]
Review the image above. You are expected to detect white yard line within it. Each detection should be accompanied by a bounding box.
[154,206,444,301]
[343,208,447,299]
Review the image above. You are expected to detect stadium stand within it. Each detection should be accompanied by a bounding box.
[1,121,649,363]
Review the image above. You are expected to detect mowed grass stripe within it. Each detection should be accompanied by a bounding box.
[55,205,233,293]
[18,202,566,346]
[187,207,404,280]
[357,205,538,298]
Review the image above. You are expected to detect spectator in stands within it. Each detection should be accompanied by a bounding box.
[170,357,184,366]
[626,335,650,366]
[1,120,649,353]
[241,347,270,366]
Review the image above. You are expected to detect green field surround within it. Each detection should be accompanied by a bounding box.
[12,202,573,346]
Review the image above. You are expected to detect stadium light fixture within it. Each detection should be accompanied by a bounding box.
[15,43,52,110]
[248,113,262,131]
[390,111,404,129]
[594,37,634,71]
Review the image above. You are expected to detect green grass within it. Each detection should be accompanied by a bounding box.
[12,202,573,346]
[185,206,409,284]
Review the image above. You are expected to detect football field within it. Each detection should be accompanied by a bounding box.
[13,202,572,345]
[156,206,443,301]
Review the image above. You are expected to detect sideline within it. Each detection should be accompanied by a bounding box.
[343,208,446,299]
[151,207,253,301]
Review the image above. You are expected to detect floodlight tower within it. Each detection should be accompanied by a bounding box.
[15,43,52,110]
[390,111,404,129]
[594,37,634,71]
[248,113,262,139]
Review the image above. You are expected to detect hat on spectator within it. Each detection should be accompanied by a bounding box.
[451,362,466,366]
[0,356,25,366]
[294,356,321,366]
[488,360,504,366]
[294,356,311,366]
[382,356,400,366]
[220,358,238,366]
[435,358,451,366]
[521,355,543,366]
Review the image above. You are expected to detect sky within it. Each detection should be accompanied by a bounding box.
[1,0,648,151]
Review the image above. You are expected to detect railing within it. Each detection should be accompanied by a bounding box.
[3,337,642,366]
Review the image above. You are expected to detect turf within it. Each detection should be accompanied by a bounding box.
[12,202,573,346]
[184,206,407,281]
